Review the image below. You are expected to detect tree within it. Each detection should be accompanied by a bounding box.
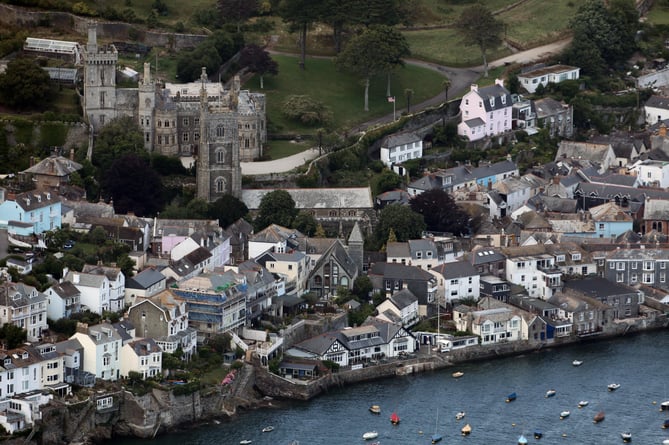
[372,169,402,196]
[376,204,425,245]
[208,194,248,228]
[442,78,451,102]
[404,88,414,113]
[0,57,53,110]
[455,5,504,77]
[218,0,258,31]
[336,26,410,111]
[352,275,373,300]
[278,0,320,70]
[176,41,222,82]
[410,188,470,236]
[239,44,278,89]
[293,211,318,236]
[93,116,145,174]
[103,154,164,216]
[281,95,332,126]
[0,324,27,349]
[255,189,298,231]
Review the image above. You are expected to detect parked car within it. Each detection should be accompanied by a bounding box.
[62,243,74,250]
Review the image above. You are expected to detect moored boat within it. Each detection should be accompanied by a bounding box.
[621,431,632,442]
[506,392,517,402]
[663,418,669,429]
[369,404,381,414]
[534,431,542,439]
[262,426,274,433]
[362,431,379,440]
[560,410,570,419]
[572,360,583,366]
[578,400,589,408]
[593,411,605,423]
[608,383,621,391]
[461,423,472,436]
[546,389,556,398]
[390,412,400,425]
[452,371,464,378]
[455,411,466,420]
[239,441,252,445]
[431,433,442,444]
[518,434,528,445]
[661,400,669,411]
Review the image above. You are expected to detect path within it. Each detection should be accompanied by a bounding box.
[254,38,572,174]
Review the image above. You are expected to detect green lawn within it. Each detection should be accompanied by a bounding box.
[498,0,576,48]
[265,140,311,160]
[254,54,448,134]
[646,1,669,25]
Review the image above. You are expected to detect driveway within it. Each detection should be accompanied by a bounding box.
[257,38,572,174]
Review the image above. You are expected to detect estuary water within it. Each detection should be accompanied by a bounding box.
[116,330,669,445]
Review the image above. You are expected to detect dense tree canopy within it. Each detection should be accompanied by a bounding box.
[278,0,320,69]
[0,58,53,110]
[375,204,425,245]
[103,154,164,216]
[208,194,249,228]
[217,0,258,31]
[454,5,504,77]
[255,189,298,230]
[239,44,278,89]
[292,211,318,236]
[410,189,470,236]
[94,116,146,174]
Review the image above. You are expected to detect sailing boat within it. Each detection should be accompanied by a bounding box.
[431,408,442,444]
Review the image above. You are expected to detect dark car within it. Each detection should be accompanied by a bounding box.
[62,243,74,250]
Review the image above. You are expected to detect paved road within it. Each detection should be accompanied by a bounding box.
[250,38,572,175]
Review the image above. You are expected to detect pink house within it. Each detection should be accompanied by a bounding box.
[458,79,513,141]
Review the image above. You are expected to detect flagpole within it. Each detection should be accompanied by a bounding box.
[393,99,396,121]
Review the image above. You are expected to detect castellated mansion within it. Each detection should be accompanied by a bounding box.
[81,24,267,201]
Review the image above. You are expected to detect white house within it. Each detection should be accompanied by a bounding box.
[64,270,110,315]
[0,282,48,342]
[517,64,580,94]
[124,267,167,307]
[81,265,125,312]
[248,224,304,260]
[644,95,669,125]
[255,251,310,295]
[45,281,81,321]
[458,80,513,141]
[629,159,669,188]
[453,305,523,345]
[502,246,562,300]
[431,260,480,304]
[70,323,122,381]
[379,132,423,167]
[120,338,162,379]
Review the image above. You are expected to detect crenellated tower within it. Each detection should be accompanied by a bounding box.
[82,24,118,131]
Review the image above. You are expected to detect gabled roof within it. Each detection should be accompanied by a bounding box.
[368,262,435,281]
[126,268,165,290]
[311,239,358,278]
[432,260,479,280]
[534,97,568,118]
[589,202,632,222]
[47,281,80,299]
[82,264,122,281]
[22,155,82,177]
[386,242,410,258]
[388,288,418,310]
[645,95,669,110]
[11,191,60,211]
[470,82,513,113]
[564,277,637,298]
[382,131,421,148]
[556,141,612,164]
[470,159,517,179]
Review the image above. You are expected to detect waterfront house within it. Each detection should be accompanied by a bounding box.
[70,323,122,381]
[0,282,48,342]
[44,281,81,321]
[126,291,197,360]
[286,319,416,367]
[375,288,420,327]
[452,303,523,345]
[547,289,614,336]
[0,391,53,434]
[602,247,669,287]
[54,338,95,387]
[0,345,64,400]
[502,245,563,300]
[563,277,643,319]
[368,263,438,315]
[120,338,162,379]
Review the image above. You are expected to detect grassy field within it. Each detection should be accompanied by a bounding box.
[498,0,576,48]
[265,139,311,160]
[256,54,448,134]
[646,1,669,25]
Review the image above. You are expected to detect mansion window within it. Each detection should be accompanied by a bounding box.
[182,133,189,142]
[194,131,200,141]
[216,125,225,137]
[183,118,189,126]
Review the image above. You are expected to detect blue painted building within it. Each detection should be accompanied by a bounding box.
[589,201,633,239]
[0,190,61,235]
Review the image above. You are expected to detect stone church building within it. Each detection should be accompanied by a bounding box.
[81,24,266,201]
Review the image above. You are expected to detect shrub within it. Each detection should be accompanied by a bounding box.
[281,95,332,126]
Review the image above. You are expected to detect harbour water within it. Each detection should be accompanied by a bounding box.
[116,330,669,445]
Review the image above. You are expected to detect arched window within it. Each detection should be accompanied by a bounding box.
[216,149,225,164]
[340,277,349,287]
[314,275,322,286]
[215,177,226,193]
[216,125,225,137]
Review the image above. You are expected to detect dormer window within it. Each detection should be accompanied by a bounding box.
[501,95,506,105]
[489,97,495,107]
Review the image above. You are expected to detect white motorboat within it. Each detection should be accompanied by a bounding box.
[560,410,570,419]
[621,431,631,442]
[362,431,379,440]
[572,360,583,366]
[661,400,669,411]
[546,389,556,398]
[455,411,466,420]
[262,426,274,433]
[240,441,252,445]
[578,400,589,408]
[608,383,621,391]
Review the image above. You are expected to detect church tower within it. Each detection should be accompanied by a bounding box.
[138,62,156,151]
[196,69,242,201]
[347,221,364,274]
[82,24,118,131]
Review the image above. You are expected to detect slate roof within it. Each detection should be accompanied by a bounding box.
[47,281,80,299]
[470,159,517,179]
[588,173,638,187]
[388,288,417,310]
[645,95,669,110]
[126,268,165,290]
[468,248,506,265]
[575,182,669,201]
[556,141,612,163]
[472,83,513,113]
[432,260,479,280]
[368,262,435,281]
[527,194,578,213]
[564,277,637,298]
[463,117,485,128]
[311,239,358,279]
[386,242,410,258]
[22,155,82,176]
[241,187,373,210]
[127,338,160,356]
[589,202,633,222]
[376,189,411,206]
[251,224,304,244]
[534,97,567,118]
[12,191,60,211]
[382,131,421,148]
[0,282,46,308]
[82,264,122,281]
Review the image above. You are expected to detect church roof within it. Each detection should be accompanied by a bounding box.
[241,187,373,210]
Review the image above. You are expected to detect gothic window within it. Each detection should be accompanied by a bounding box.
[215,177,226,193]
[158,120,162,128]
[165,120,169,128]
[171,135,175,144]
[216,149,225,164]
[216,125,225,137]
[314,275,322,286]
[99,92,105,108]
[194,118,200,126]
[244,139,250,148]
[158,135,162,144]
[140,118,144,126]
[100,69,105,85]
[145,133,149,142]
